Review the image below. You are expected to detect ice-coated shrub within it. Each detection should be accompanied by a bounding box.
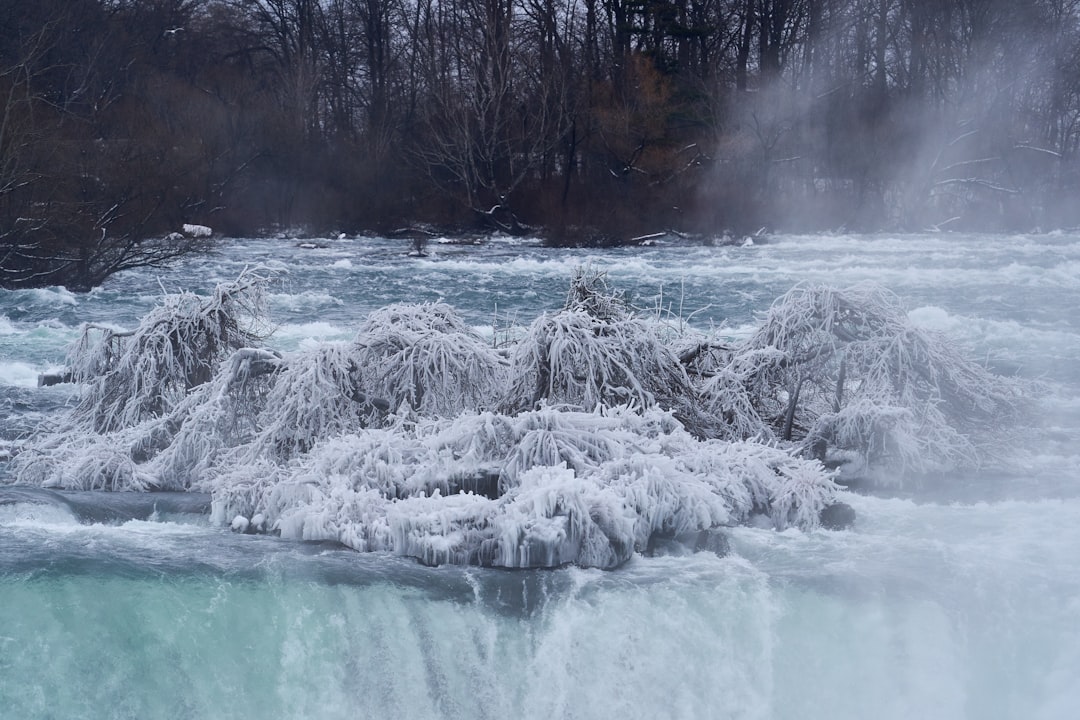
[66,273,268,433]
[353,302,508,416]
[705,283,1027,476]
[205,407,840,568]
[505,266,699,421]
[505,310,700,418]
[249,342,377,460]
[697,346,786,442]
[14,430,158,491]
[563,266,631,322]
[150,347,282,488]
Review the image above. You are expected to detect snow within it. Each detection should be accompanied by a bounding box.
[182,224,213,238]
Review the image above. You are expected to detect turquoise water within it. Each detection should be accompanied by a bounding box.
[2,233,1079,719]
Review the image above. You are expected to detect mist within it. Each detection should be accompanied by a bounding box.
[698,0,1080,233]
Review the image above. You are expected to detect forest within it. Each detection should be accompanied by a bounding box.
[3,0,1080,289]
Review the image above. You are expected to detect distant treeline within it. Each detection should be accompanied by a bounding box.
[3,0,1080,288]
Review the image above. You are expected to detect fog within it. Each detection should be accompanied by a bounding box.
[706,0,1080,234]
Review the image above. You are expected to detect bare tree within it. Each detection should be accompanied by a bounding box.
[413,0,571,230]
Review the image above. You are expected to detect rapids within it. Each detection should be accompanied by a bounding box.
[1,232,1078,719]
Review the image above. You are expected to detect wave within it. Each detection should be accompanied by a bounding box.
[273,321,353,344]
[27,286,80,307]
[0,485,210,524]
[0,362,42,388]
[0,486,81,525]
[269,290,345,310]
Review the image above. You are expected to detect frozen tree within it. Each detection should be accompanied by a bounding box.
[148,346,283,488]
[248,342,380,460]
[505,269,706,433]
[563,267,631,321]
[65,273,269,433]
[11,274,272,489]
[694,345,787,442]
[706,283,1028,478]
[353,302,509,416]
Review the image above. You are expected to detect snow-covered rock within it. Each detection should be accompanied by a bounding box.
[182,224,213,238]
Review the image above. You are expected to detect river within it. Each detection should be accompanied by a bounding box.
[1,232,1077,719]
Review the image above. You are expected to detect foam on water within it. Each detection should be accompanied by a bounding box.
[730,493,1080,720]
[0,362,41,388]
[907,305,964,333]
[908,305,1080,378]
[0,501,79,526]
[269,290,345,311]
[273,321,352,344]
[26,286,79,307]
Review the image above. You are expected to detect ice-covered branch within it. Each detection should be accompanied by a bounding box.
[352,302,509,417]
[712,283,1028,479]
[65,272,270,433]
[211,407,841,568]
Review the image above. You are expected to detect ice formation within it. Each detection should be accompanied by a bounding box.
[692,283,1028,479]
[7,271,1029,567]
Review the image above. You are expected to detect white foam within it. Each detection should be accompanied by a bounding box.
[257,259,292,272]
[28,287,78,307]
[274,321,349,340]
[269,291,344,310]
[907,305,960,333]
[0,362,42,388]
[719,321,758,341]
[469,324,496,343]
[272,323,352,352]
[0,502,79,526]
[907,305,1080,377]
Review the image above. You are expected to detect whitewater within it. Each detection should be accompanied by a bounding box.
[1,233,1078,719]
